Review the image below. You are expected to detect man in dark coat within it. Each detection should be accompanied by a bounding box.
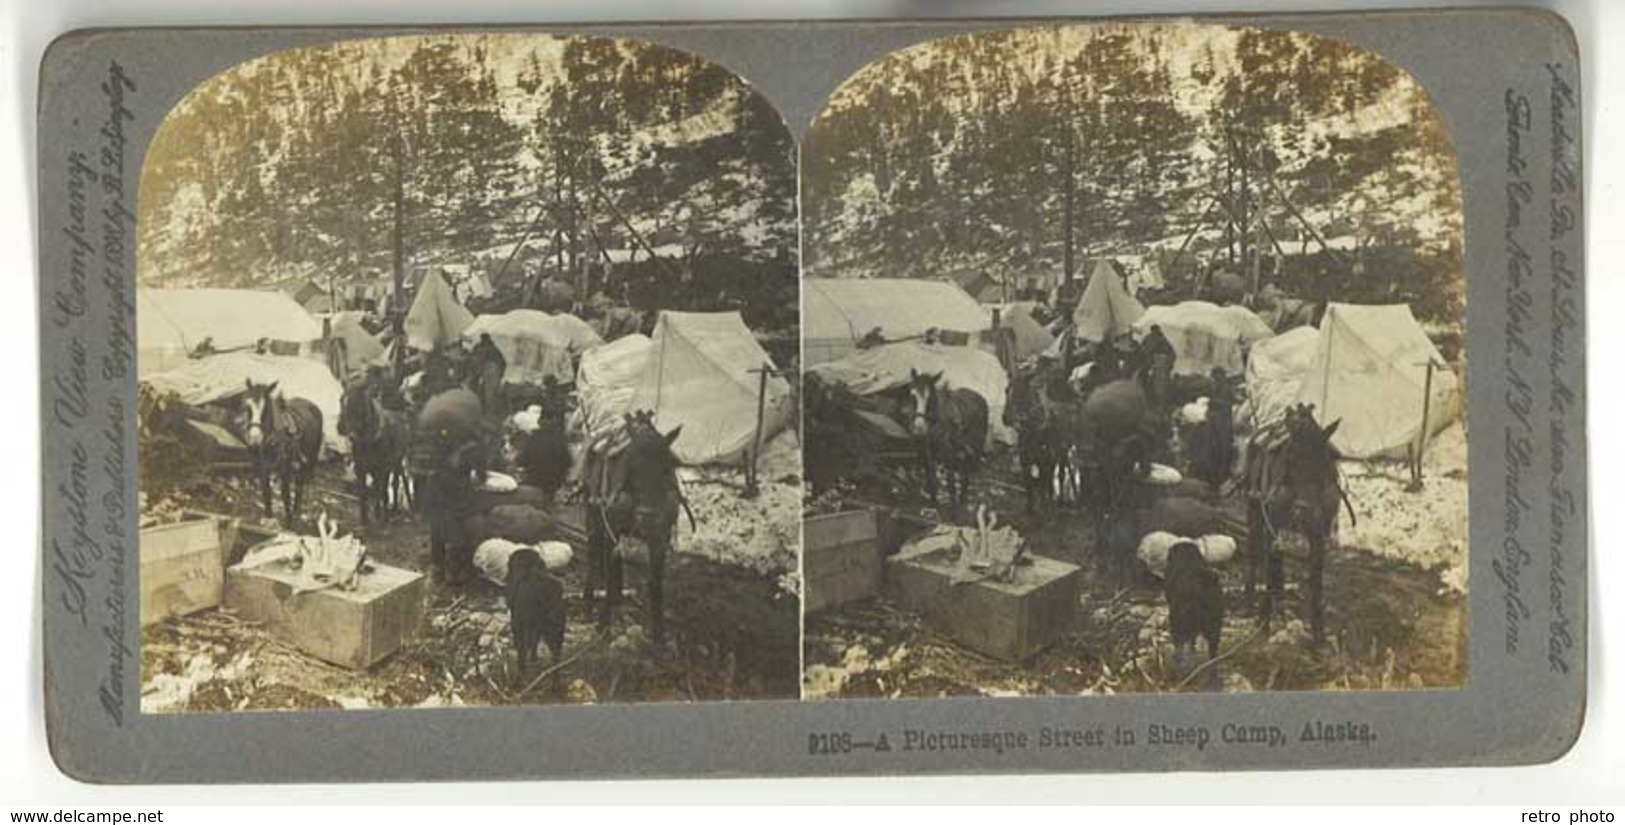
[470,332,507,413]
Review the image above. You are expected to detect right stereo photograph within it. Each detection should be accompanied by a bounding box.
[799,21,1468,700]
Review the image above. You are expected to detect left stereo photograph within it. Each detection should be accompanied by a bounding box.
[133,33,804,712]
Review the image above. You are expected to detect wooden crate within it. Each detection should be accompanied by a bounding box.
[804,510,882,613]
[140,516,225,627]
[225,557,426,670]
[885,548,1081,661]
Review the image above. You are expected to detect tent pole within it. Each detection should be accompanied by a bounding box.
[1408,359,1436,492]
[745,364,771,499]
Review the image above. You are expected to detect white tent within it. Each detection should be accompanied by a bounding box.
[404,270,474,351]
[1073,259,1146,342]
[576,333,653,446]
[324,311,386,378]
[1242,325,1320,428]
[1132,301,1274,375]
[139,289,324,376]
[807,341,1014,447]
[140,352,348,454]
[1295,303,1460,459]
[803,278,991,365]
[989,302,1055,363]
[463,310,604,386]
[581,312,791,466]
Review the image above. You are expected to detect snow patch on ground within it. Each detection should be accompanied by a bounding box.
[1339,422,1469,594]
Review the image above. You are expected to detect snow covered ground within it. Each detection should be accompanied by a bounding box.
[1338,421,1469,594]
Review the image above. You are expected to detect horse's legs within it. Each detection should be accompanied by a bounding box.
[258,464,274,519]
[584,503,605,620]
[1246,498,1261,601]
[603,550,623,633]
[648,536,668,648]
[355,462,371,526]
[1308,529,1327,647]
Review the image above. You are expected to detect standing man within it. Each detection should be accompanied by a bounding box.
[470,332,507,413]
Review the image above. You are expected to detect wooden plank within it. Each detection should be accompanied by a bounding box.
[140,517,224,627]
[804,510,882,613]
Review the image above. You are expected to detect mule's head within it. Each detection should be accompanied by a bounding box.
[623,409,682,496]
[907,369,942,437]
[238,379,279,448]
[1283,403,1342,489]
[338,379,377,440]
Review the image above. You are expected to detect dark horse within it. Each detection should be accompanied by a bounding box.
[338,374,411,526]
[1005,362,1076,513]
[1240,403,1356,646]
[584,410,695,646]
[235,380,323,526]
[906,369,989,518]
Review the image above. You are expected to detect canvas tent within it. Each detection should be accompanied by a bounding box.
[140,352,348,454]
[576,333,654,446]
[323,311,387,378]
[807,341,1014,447]
[1294,303,1460,460]
[1242,325,1320,428]
[463,310,604,386]
[404,270,474,351]
[1072,259,1146,343]
[1132,301,1274,376]
[804,278,991,365]
[577,312,791,466]
[989,302,1055,363]
[139,289,325,377]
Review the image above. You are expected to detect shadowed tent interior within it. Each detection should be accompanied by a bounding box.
[139,289,325,376]
[803,277,992,366]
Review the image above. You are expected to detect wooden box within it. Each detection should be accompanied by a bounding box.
[140,515,226,627]
[885,547,1081,661]
[225,557,426,670]
[804,510,882,613]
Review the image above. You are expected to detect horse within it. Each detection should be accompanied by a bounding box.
[1005,362,1076,512]
[234,380,324,526]
[584,410,695,647]
[1239,403,1356,646]
[906,369,989,518]
[338,376,411,526]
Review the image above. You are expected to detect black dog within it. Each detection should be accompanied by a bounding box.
[1165,540,1224,686]
[505,548,566,677]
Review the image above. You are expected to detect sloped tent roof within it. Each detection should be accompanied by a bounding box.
[140,352,348,454]
[404,270,474,351]
[325,311,386,377]
[804,278,991,365]
[576,333,654,446]
[1072,259,1146,342]
[139,289,324,377]
[463,310,604,386]
[1295,303,1461,460]
[807,341,1014,448]
[1242,325,1320,429]
[990,302,1055,363]
[1132,301,1274,376]
[629,312,793,466]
